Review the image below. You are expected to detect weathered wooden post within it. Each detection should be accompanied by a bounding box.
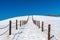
[48,24,51,40]
[22,20,23,25]
[24,21,27,25]
[35,20,36,24]
[20,21,21,27]
[27,16,29,22]
[9,20,12,35]
[39,21,40,28]
[32,16,35,24]
[23,20,24,25]
[37,21,40,28]
[38,21,40,28]
[16,20,18,30]
[42,21,44,32]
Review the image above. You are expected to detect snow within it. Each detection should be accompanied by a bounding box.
[0,15,60,40]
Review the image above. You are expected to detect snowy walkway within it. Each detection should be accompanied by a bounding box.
[0,16,60,40]
[15,16,47,40]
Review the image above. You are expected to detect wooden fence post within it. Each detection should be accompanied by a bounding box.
[48,24,51,40]
[27,16,29,22]
[24,21,27,25]
[42,21,44,32]
[38,21,40,28]
[16,20,18,30]
[39,21,40,28]
[9,20,12,35]
[20,21,21,27]
[21,20,23,25]
[37,21,40,28]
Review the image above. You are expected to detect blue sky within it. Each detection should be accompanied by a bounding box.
[0,0,60,20]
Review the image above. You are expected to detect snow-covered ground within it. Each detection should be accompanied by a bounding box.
[0,15,60,40]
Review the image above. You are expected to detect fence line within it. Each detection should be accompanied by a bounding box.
[0,16,59,40]
[20,16,29,27]
[32,16,40,28]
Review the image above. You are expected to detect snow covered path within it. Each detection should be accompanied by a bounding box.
[16,16,47,40]
[0,15,60,40]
